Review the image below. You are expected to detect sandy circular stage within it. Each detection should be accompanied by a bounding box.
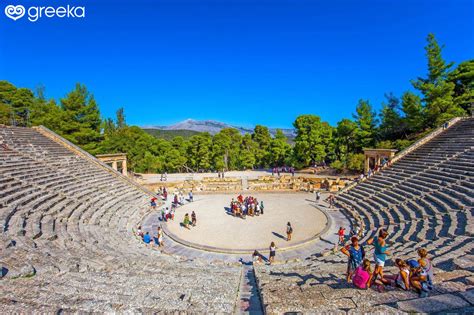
[165,192,328,253]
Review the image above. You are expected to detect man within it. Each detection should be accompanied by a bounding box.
[316,191,321,203]
[143,232,151,244]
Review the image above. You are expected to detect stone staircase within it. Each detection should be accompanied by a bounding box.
[253,117,474,314]
[0,125,241,313]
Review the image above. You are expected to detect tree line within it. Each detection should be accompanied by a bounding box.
[0,34,472,173]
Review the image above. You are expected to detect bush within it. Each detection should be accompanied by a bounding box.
[347,153,364,172]
[330,160,344,173]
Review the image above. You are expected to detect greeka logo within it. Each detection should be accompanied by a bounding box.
[4,3,85,22]
[4,5,25,20]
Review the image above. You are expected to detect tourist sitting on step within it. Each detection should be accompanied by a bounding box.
[408,260,431,298]
[384,259,411,292]
[417,248,434,289]
[143,232,151,244]
[150,197,157,209]
[341,236,365,283]
[252,250,263,264]
[351,259,372,289]
[136,225,144,238]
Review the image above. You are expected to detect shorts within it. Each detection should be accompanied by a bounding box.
[374,255,385,267]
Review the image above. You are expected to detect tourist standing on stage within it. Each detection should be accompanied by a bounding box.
[183,213,191,229]
[286,222,293,241]
[191,211,197,226]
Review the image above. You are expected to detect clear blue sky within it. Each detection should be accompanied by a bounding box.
[1,0,473,128]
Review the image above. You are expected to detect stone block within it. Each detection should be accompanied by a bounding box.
[397,294,470,313]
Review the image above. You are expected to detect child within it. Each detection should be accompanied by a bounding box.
[338,227,346,245]
[417,248,434,288]
[385,258,410,291]
[252,250,263,264]
[408,259,430,297]
[352,259,372,289]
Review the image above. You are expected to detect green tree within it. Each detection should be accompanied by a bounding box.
[269,129,291,167]
[239,134,257,169]
[116,107,127,129]
[353,99,377,150]
[334,118,357,166]
[59,83,103,152]
[448,59,474,114]
[400,91,424,134]
[293,115,333,167]
[187,133,213,171]
[252,125,272,168]
[412,33,466,127]
[379,93,404,140]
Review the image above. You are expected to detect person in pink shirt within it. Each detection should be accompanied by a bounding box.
[352,259,373,289]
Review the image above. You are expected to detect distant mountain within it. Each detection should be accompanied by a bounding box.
[143,119,296,139]
[143,129,202,140]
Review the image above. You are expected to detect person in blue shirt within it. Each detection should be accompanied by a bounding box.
[143,232,151,244]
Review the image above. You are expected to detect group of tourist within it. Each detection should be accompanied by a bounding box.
[136,226,164,247]
[182,211,197,229]
[271,166,295,177]
[157,187,168,201]
[341,228,433,297]
[229,195,265,218]
[252,241,278,265]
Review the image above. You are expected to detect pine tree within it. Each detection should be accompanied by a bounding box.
[412,33,466,127]
[353,99,377,150]
[401,91,424,133]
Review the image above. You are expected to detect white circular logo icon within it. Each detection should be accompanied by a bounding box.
[5,5,25,21]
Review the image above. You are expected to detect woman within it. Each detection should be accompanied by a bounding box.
[367,228,390,286]
[341,236,365,283]
[286,222,293,241]
[269,242,277,264]
[260,201,264,215]
[352,259,372,289]
[191,211,197,226]
[156,226,164,247]
[183,213,191,229]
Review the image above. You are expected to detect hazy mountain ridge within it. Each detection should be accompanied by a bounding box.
[143,119,296,138]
